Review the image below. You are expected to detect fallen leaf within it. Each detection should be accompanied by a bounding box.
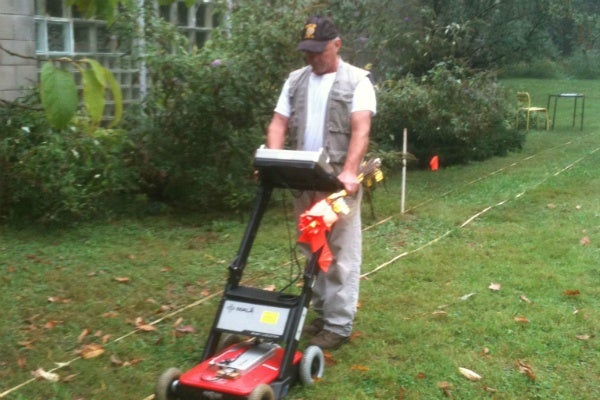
[514,316,530,323]
[460,292,476,301]
[520,294,532,304]
[432,310,447,317]
[547,203,556,209]
[575,334,593,340]
[79,343,105,359]
[102,311,119,318]
[323,351,337,366]
[172,317,184,328]
[114,277,130,283]
[110,354,123,366]
[102,334,111,344]
[488,283,501,291]
[18,357,26,369]
[201,289,212,297]
[77,328,91,343]
[135,317,157,332]
[262,284,276,291]
[580,236,591,246]
[516,359,536,381]
[458,367,482,381]
[437,381,454,399]
[482,385,498,392]
[350,365,370,372]
[32,368,60,382]
[63,373,78,382]
[563,289,580,296]
[481,347,491,356]
[175,325,196,334]
[415,372,427,379]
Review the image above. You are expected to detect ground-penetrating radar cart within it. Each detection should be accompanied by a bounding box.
[155,147,343,400]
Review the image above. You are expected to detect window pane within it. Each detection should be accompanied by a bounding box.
[47,0,64,17]
[159,5,171,21]
[35,20,46,52]
[196,4,206,27]
[177,2,188,26]
[74,22,92,52]
[97,26,115,52]
[48,22,67,52]
[212,11,221,28]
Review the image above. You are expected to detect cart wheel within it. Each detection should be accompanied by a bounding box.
[247,383,275,400]
[299,345,324,385]
[217,333,243,352]
[155,367,181,400]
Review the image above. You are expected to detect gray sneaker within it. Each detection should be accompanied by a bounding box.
[309,329,349,350]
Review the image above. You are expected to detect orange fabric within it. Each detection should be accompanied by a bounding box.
[298,199,340,272]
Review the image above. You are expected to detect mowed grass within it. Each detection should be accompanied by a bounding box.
[1,78,599,400]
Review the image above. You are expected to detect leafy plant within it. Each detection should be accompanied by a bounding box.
[373,62,525,168]
[40,59,123,130]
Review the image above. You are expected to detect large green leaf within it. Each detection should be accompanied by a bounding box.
[105,67,123,127]
[82,69,105,125]
[40,62,78,130]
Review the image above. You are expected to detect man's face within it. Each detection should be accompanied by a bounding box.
[304,38,341,75]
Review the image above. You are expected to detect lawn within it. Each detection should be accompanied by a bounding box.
[1,78,599,400]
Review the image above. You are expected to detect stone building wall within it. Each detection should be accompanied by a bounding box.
[0,0,38,101]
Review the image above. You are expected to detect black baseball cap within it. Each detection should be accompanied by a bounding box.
[297,16,339,53]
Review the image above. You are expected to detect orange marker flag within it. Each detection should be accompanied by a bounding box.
[429,155,439,171]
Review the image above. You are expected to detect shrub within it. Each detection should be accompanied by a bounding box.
[372,62,525,168]
[125,1,309,212]
[0,96,138,224]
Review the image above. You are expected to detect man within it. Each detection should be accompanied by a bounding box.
[266,16,376,350]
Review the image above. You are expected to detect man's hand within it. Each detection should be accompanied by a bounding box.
[337,170,360,195]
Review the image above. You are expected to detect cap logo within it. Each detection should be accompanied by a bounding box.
[304,23,317,39]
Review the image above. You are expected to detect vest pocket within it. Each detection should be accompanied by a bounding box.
[328,90,353,134]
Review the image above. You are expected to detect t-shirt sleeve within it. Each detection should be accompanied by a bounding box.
[274,78,292,118]
[352,76,377,115]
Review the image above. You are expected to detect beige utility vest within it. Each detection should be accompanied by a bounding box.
[286,60,371,173]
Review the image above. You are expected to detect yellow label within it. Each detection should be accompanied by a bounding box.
[260,310,280,325]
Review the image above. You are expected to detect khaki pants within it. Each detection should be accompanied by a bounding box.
[294,188,362,337]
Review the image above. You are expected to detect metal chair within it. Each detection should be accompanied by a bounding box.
[516,92,549,130]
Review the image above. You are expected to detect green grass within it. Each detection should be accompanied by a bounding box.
[1,78,599,400]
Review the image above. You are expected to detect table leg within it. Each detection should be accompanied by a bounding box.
[581,96,585,130]
[552,96,558,129]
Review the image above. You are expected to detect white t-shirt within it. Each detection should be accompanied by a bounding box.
[274,67,377,151]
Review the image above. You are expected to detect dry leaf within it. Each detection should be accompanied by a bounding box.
[110,354,123,366]
[114,277,130,283]
[514,316,530,323]
[415,372,427,380]
[77,328,91,343]
[63,373,78,382]
[460,292,476,301]
[437,381,454,399]
[201,289,212,297]
[488,283,501,291]
[79,343,105,359]
[135,317,157,332]
[458,367,482,381]
[580,236,591,246]
[32,368,60,382]
[563,289,580,296]
[575,334,593,340]
[102,311,119,318]
[172,317,184,328]
[350,365,370,372]
[324,351,337,366]
[175,325,196,334]
[481,347,491,356]
[520,294,532,304]
[262,284,276,291]
[18,357,26,369]
[516,359,536,381]
[432,310,447,317]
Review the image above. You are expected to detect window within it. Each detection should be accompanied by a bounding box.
[35,0,139,115]
[158,0,220,49]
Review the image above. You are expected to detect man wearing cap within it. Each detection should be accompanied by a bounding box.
[267,16,376,350]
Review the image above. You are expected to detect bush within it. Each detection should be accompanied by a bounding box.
[0,97,138,224]
[125,1,310,212]
[372,62,525,168]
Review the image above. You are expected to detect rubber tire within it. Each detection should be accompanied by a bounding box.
[155,367,181,400]
[247,383,275,400]
[299,345,325,385]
